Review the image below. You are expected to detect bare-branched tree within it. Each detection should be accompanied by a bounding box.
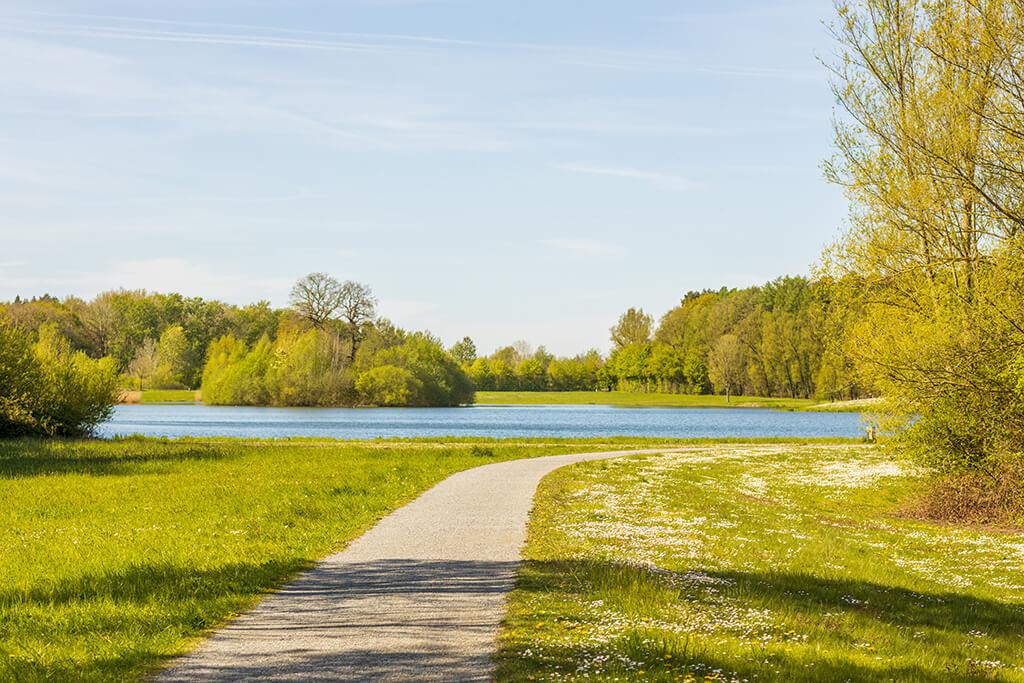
[338,281,377,361]
[290,273,343,329]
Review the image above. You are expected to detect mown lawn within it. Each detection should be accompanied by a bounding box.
[0,437,638,681]
[474,391,817,411]
[497,444,1024,681]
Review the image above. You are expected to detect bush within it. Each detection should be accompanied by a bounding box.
[356,365,422,406]
[0,324,118,437]
[906,457,1024,527]
[373,333,474,406]
[0,324,45,435]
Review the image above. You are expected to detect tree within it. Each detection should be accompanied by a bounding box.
[610,308,653,350]
[157,325,191,387]
[231,301,280,345]
[824,0,1024,471]
[516,358,547,390]
[290,273,343,329]
[450,336,477,364]
[511,340,534,363]
[127,338,160,391]
[338,280,377,362]
[708,334,746,402]
[466,357,495,390]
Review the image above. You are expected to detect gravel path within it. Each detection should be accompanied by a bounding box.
[159,448,674,682]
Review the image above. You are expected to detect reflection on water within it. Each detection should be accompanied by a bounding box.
[101,404,864,440]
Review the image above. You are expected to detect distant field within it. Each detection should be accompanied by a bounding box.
[119,390,200,404]
[474,391,817,410]
[497,444,1024,681]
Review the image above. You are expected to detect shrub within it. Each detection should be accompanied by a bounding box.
[0,324,118,437]
[373,333,474,406]
[356,365,422,406]
[905,457,1024,528]
[0,324,45,436]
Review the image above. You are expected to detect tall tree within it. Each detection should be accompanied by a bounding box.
[610,308,653,350]
[708,334,746,402]
[450,337,478,364]
[824,0,1024,469]
[338,280,377,362]
[290,273,343,329]
[127,338,160,391]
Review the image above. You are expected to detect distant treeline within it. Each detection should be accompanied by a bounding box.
[0,273,864,414]
[464,276,862,401]
[0,273,473,409]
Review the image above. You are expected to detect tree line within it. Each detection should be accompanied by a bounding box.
[2,270,864,410]
[459,276,863,401]
[0,273,475,417]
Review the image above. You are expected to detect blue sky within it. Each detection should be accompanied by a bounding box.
[0,0,846,355]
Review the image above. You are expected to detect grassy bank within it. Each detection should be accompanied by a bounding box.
[0,437,649,681]
[119,390,200,404]
[497,444,1024,681]
[474,391,817,410]
[117,390,860,412]
[801,397,885,413]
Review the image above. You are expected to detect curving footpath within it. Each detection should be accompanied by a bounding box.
[159,448,678,682]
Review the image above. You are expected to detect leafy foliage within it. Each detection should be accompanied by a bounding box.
[0,323,118,437]
[826,0,1024,472]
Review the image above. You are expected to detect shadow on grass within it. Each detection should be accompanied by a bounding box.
[498,559,1024,682]
[6,555,1018,681]
[713,568,1024,638]
[0,558,319,609]
[0,439,230,478]
[2,558,522,681]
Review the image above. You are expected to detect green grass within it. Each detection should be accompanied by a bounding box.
[497,444,1024,681]
[141,390,199,403]
[474,391,817,410]
[0,437,659,682]
[117,390,200,404]
[801,397,886,413]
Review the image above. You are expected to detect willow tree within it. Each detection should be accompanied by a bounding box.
[825,0,1024,470]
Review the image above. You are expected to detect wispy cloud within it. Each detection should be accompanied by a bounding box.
[12,24,405,55]
[555,163,705,192]
[541,239,625,259]
[11,11,823,80]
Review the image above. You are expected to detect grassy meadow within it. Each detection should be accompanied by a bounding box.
[497,444,1024,681]
[0,437,649,681]
[474,391,818,411]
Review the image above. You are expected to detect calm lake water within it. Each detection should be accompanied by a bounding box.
[100,404,865,440]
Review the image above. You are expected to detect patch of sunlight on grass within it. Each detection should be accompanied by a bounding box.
[141,390,200,403]
[0,437,641,681]
[496,444,1024,682]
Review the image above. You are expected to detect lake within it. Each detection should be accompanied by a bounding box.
[100,404,865,440]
